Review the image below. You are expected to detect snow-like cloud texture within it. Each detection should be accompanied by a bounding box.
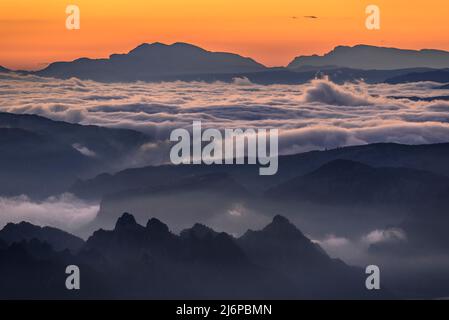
[1,72,449,156]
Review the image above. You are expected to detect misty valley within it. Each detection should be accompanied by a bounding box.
[0,111,448,298]
[1,42,449,299]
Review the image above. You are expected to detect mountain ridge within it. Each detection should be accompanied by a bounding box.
[35,42,267,81]
[0,221,84,252]
[5,43,449,83]
[0,213,386,299]
[288,44,449,70]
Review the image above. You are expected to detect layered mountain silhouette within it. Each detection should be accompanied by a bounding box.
[0,66,10,73]
[0,213,388,299]
[0,222,84,252]
[17,43,447,83]
[267,159,449,206]
[0,112,150,197]
[35,42,266,82]
[288,45,449,70]
[71,142,449,202]
[69,142,449,253]
[92,173,252,231]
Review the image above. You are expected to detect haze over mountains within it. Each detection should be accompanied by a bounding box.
[0,112,150,197]
[1,111,449,254]
[2,42,447,84]
[0,213,388,299]
[66,137,449,259]
[1,40,449,299]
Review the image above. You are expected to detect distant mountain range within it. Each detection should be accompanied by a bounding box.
[6,111,449,202]
[2,43,448,84]
[0,213,388,299]
[70,141,449,249]
[1,112,449,258]
[0,221,83,252]
[268,159,449,206]
[0,112,150,197]
[35,42,266,82]
[288,45,449,70]
[0,66,10,73]
[72,142,449,202]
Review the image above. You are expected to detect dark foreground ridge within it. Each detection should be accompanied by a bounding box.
[0,213,389,299]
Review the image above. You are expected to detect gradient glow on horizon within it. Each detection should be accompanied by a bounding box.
[1,0,449,70]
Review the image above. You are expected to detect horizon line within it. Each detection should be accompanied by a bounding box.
[3,41,449,72]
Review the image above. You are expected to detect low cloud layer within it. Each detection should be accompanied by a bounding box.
[314,227,408,265]
[0,193,99,232]
[1,72,449,158]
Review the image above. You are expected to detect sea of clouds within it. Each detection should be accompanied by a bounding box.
[1,72,449,239]
[1,72,449,158]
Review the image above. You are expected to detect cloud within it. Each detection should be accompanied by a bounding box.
[315,234,350,247]
[0,193,99,232]
[232,76,253,86]
[312,227,408,266]
[72,143,97,157]
[362,228,407,245]
[1,73,449,162]
[300,77,375,106]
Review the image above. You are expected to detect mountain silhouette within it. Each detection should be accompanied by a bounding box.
[0,221,84,252]
[35,42,267,82]
[19,43,449,83]
[238,215,330,270]
[72,142,449,202]
[0,112,150,197]
[90,172,252,232]
[0,66,10,73]
[268,159,449,206]
[71,142,449,238]
[0,213,390,299]
[288,45,449,70]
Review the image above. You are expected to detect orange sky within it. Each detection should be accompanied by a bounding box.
[1,0,449,70]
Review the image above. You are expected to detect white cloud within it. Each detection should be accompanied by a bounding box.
[72,143,97,157]
[362,228,407,245]
[300,77,375,106]
[1,73,449,161]
[232,76,253,86]
[0,193,99,232]
[315,234,350,247]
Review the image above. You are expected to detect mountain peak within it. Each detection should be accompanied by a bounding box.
[128,42,206,56]
[288,44,449,70]
[115,212,138,229]
[181,223,217,240]
[271,214,291,225]
[36,41,266,81]
[146,217,170,235]
[263,214,303,237]
[0,221,84,252]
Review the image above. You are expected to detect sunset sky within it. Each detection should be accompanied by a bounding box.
[1,0,449,70]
